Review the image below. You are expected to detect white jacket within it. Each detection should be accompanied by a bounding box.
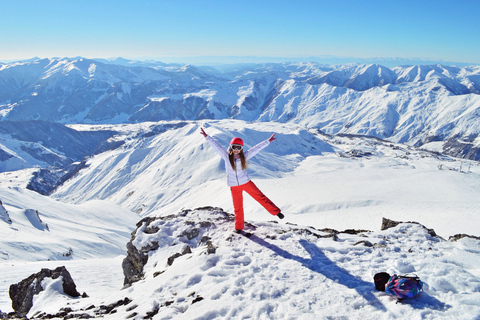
[206,135,270,187]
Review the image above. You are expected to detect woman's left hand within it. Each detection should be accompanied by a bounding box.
[268,134,276,142]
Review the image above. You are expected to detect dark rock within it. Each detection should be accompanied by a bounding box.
[449,234,480,242]
[0,200,12,224]
[380,218,402,230]
[27,160,89,196]
[144,305,159,319]
[181,227,200,240]
[122,216,160,287]
[96,297,132,315]
[9,266,81,315]
[167,246,192,266]
[153,270,165,277]
[205,241,216,254]
[341,229,371,235]
[381,217,439,238]
[126,304,138,312]
[317,228,339,235]
[192,296,203,304]
[354,240,373,247]
[199,236,211,244]
[339,149,373,158]
[6,311,28,319]
[442,137,480,161]
[301,227,339,240]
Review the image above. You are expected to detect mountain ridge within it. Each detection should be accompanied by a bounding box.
[1,58,480,161]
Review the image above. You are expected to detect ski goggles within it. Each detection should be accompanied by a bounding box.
[230,144,243,151]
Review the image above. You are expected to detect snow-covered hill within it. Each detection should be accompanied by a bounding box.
[48,120,479,237]
[1,58,480,160]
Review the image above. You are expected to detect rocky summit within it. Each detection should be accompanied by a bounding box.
[7,207,479,319]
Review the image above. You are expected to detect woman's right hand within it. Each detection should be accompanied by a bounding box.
[200,127,207,137]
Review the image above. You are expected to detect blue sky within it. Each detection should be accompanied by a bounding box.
[1,0,479,64]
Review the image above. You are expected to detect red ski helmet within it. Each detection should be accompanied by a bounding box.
[230,137,244,146]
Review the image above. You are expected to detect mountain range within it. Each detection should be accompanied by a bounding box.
[1,58,480,163]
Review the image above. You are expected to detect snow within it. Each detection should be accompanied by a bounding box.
[0,120,479,319]
[29,276,70,316]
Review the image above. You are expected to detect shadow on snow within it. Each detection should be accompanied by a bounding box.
[245,234,453,313]
[245,234,387,311]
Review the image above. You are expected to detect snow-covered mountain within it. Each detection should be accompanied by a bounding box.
[1,58,480,160]
[0,120,116,172]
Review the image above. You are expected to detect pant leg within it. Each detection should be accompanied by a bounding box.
[243,181,281,216]
[230,185,245,230]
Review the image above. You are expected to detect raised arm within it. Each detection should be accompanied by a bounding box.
[200,127,229,161]
[245,133,276,160]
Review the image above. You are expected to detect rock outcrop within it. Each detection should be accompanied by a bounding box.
[381,217,440,238]
[9,266,82,316]
[122,207,230,287]
[0,200,11,224]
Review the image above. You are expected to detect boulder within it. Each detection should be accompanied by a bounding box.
[9,266,81,315]
[381,217,439,238]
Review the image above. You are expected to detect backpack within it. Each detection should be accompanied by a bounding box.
[374,273,423,302]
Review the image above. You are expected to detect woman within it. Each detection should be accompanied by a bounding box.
[200,127,284,231]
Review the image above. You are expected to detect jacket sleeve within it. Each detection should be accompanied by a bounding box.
[245,139,270,160]
[205,136,229,162]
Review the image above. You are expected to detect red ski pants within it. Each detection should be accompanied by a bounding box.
[230,180,281,230]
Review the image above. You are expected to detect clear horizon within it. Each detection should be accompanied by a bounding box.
[1,0,479,65]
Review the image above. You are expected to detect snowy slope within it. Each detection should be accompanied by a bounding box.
[0,170,138,262]
[0,120,116,172]
[0,168,139,312]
